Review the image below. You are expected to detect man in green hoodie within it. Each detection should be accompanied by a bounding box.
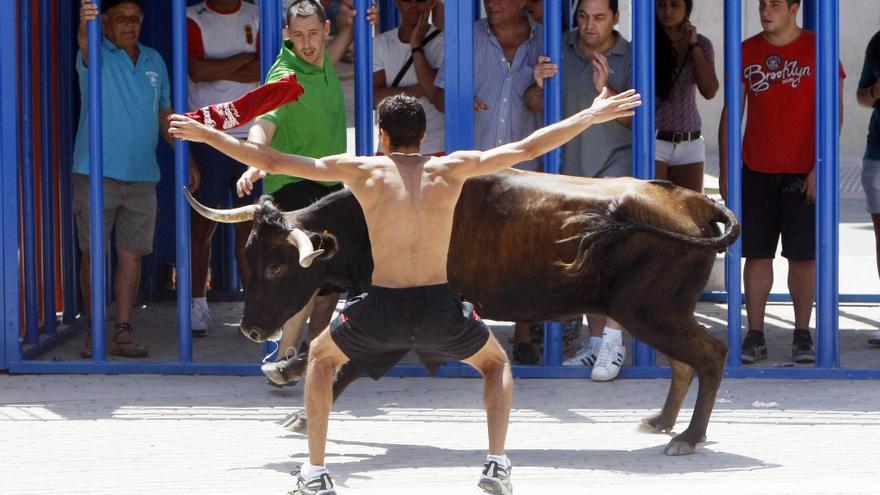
[235,0,371,386]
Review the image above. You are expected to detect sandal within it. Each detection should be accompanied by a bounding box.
[111,323,149,358]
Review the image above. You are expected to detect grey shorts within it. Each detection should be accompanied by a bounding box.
[73,174,157,255]
[862,158,880,214]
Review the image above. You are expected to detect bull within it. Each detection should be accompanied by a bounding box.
[187,169,739,456]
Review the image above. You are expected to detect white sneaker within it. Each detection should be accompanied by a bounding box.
[191,302,212,337]
[591,338,625,382]
[563,338,601,367]
[868,331,880,347]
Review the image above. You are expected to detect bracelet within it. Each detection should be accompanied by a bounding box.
[411,46,424,54]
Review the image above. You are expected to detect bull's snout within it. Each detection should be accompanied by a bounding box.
[239,321,283,343]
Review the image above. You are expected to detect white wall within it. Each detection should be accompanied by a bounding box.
[611,0,880,163]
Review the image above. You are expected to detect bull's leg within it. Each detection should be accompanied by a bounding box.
[625,317,727,456]
[639,358,694,434]
[284,362,363,434]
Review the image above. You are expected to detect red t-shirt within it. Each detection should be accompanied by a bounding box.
[741,30,844,174]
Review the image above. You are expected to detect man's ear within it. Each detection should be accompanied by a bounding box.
[310,230,338,261]
[324,19,332,37]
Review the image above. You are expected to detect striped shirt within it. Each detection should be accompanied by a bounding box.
[437,17,543,170]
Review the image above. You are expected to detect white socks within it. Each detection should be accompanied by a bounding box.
[603,327,623,344]
[589,336,603,347]
[300,462,328,480]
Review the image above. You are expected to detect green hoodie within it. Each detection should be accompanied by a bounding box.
[258,39,346,193]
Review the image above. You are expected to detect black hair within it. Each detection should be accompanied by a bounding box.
[377,95,426,149]
[286,0,327,26]
[576,0,619,15]
[101,0,142,13]
[867,30,880,67]
[655,0,694,102]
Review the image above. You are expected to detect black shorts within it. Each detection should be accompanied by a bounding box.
[330,284,491,380]
[272,181,345,295]
[741,166,815,261]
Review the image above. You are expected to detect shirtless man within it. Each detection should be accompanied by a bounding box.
[168,89,640,495]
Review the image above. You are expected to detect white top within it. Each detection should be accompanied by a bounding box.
[372,27,445,155]
[187,1,260,138]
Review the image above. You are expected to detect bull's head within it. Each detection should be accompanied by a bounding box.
[184,189,337,342]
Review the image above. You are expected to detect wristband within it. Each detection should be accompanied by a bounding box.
[411,46,424,54]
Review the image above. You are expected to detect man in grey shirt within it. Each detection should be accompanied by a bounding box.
[526,0,632,382]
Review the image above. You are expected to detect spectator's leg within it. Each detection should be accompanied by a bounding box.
[190,211,217,299]
[114,246,141,325]
[655,160,670,182]
[667,162,704,193]
[788,259,815,330]
[873,213,880,280]
[744,258,773,332]
[233,221,252,291]
[586,313,606,338]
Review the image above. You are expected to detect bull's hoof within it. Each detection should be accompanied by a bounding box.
[282,411,308,434]
[639,415,675,434]
[662,431,706,456]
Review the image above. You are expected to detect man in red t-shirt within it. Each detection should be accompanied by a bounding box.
[719,0,844,365]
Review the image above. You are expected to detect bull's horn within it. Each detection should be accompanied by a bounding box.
[287,228,324,268]
[183,187,257,223]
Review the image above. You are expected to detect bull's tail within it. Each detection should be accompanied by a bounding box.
[559,198,739,277]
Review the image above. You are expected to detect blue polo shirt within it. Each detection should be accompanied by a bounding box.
[73,37,171,182]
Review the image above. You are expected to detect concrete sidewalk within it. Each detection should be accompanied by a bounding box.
[2,374,879,494]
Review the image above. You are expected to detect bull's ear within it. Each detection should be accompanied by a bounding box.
[310,230,338,261]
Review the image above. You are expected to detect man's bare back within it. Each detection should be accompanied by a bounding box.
[348,153,463,288]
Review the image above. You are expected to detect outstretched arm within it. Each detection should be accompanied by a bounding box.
[446,88,640,179]
[167,115,357,183]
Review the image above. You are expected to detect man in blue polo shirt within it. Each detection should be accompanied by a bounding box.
[74,0,186,358]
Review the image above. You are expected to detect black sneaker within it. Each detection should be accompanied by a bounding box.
[289,472,336,495]
[741,330,768,364]
[792,329,815,364]
[478,460,513,495]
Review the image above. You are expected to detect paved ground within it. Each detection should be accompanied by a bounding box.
[2,374,879,494]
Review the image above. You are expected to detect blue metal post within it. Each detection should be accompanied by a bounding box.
[87,0,107,361]
[1,0,21,369]
[542,0,564,367]
[724,0,743,368]
[259,0,282,82]
[631,0,656,367]
[444,1,474,152]
[378,0,399,33]
[815,0,839,368]
[173,0,193,362]
[19,0,40,347]
[354,0,374,156]
[802,0,816,32]
[38,0,57,336]
[58,0,78,324]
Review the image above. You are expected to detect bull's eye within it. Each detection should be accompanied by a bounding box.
[267,263,285,278]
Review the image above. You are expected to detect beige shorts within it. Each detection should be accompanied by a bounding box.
[73,174,157,256]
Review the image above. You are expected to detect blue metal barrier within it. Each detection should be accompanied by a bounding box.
[58,0,79,326]
[354,0,374,156]
[87,0,107,362]
[443,1,474,152]
[19,0,40,347]
[542,0,564,367]
[260,0,283,80]
[38,0,57,337]
[723,0,743,369]
[816,0,840,368]
[631,0,656,367]
[0,0,19,370]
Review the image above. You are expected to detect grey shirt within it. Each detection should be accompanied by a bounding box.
[560,29,633,178]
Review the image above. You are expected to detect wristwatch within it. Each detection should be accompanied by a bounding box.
[411,46,424,54]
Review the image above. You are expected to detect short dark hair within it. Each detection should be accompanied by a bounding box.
[101,0,142,14]
[377,95,426,149]
[577,0,619,15]
[286,0,327,26]
[786,0,801,6]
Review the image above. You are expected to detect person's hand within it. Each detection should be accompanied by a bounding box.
[681,19,698,46]
[80,0,98,25]
[188,158,201,194]
[409,10,430,48]
[337,1,378,32]
[474,96,489,112]
[591,52,611,93]
[167,114,215,143]
[586,88,641,125]
[719,173,728,203]
[236,167,266,198]
[804,168,816,203]
[533,56,558,89]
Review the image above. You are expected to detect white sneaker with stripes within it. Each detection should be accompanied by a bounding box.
[591,337,625,382]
